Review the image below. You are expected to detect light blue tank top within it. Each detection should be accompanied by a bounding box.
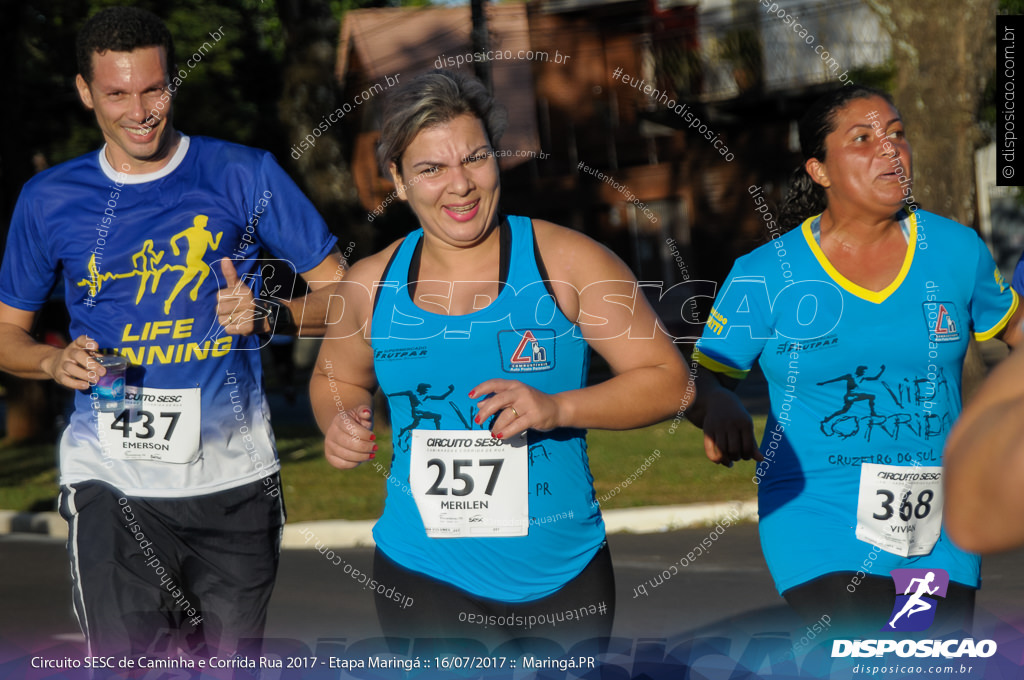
[371,215,605,602]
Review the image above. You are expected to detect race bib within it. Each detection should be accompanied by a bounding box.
[409,430,528,538]
[97,387,201,464]
[855,463,943,557]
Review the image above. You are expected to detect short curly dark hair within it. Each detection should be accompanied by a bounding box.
[77,6,175,83]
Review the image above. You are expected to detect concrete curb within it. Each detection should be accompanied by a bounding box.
[0,510,67,538]
[600,499,759,535]
[282,499,760,548]
[1,500,759,547]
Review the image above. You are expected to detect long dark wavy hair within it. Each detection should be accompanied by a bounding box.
[777,86,897,231]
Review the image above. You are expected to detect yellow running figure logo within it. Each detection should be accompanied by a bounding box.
[78,214,223,314]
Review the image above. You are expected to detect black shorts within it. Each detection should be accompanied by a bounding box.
[58,475,285,660]
[373,541,615,652]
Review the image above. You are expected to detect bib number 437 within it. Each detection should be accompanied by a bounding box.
[99,387,201,464]
[111,409,180,441]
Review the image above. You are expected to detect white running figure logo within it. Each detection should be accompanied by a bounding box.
[889,571,939,627]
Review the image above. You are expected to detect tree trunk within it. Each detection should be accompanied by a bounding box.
[865,0,997,226]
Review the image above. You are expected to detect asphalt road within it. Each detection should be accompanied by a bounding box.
[5,524,1024,679]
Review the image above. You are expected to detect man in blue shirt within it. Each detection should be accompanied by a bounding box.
[0,6,344,661]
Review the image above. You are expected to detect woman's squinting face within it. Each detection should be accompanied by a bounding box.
[391,114,501,249]
[809,96,912,218]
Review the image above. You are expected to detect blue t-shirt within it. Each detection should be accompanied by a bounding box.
[371,216,606,602]
[694,210,1016,594]
[0,135,336,497]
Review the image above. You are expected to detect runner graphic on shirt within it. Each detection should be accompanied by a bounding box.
[818,364,886,422]
[164,215,222,313]
[390,383,456,444]
[75,213,222,315]
[132,239,165,304]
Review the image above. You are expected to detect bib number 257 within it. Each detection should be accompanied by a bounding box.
[424,458,503,496]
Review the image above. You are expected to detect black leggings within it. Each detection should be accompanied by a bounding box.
[373,542,615,651]
[784,572,975,638]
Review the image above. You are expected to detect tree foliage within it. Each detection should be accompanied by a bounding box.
[2,1,285,217]
[0,0,386,238]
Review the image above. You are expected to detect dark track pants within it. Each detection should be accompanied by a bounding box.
[59,476,284,660]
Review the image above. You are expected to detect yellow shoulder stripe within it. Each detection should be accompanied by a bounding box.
[692,348,750,380]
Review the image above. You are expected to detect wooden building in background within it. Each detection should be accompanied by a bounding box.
[335,0,890,332]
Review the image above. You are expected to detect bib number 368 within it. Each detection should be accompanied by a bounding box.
[856,463,943,558]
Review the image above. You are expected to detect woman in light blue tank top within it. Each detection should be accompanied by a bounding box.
[310,69,691,648]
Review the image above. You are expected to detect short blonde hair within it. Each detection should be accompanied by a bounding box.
[376,69,508,176]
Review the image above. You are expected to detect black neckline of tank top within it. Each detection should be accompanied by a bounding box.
[406,216,511,300]
[372,216,512,315]
[371,217,561,318]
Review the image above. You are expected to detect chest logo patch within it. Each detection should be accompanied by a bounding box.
[922,301,960,343]
[498,329,555,373]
